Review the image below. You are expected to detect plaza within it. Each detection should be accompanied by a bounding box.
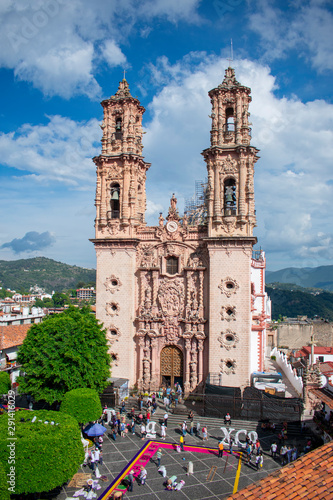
[57,405,308,500]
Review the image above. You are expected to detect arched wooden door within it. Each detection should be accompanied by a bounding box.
[160,346,183,389]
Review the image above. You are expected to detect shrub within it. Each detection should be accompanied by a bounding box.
[0,460,10,500]
[60,388,102,424]
[0,372,11,395]
[0,409,84,495]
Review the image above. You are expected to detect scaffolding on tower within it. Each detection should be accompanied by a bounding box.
[184,180,208,226]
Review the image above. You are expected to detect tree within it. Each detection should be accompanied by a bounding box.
[17,307,111,403]
[0,372,11,395]
[52,292,69,307]
[0,409,84,495]
[60,388,103,424]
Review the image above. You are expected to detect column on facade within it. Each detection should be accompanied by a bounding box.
[100,169,107,223]
[213,163,221,221]
[197,339,204,386]
[150,337,158,391]
[235,93,242,144]
[190,338,198,390]
[122,162,130,221]
[218,101,224,145]
[137,337,145,390]
[198,270,204,319]
[184,339,191,393]
[151,270,159,317]
[238,152,246,216]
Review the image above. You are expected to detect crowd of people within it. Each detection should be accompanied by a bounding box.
[79,389,316,497]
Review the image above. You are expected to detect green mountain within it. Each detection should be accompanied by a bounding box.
[266,284,333,321]
[0,257,96,294]
[266,266,333,292]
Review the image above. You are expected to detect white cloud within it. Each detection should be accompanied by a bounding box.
[248,0,333,72]
[142,54,333,266]
[0,115,101,185]
[101,40,127,68]
[0,0,201,98]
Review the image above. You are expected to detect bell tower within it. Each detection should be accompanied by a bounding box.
[202,67,259,238]
[93,78,150,238]
[203,67,259,390]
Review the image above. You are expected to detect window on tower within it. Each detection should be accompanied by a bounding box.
[110,183,120,219]
[115,118,122,140]
[166,256,178,275]
[226,107,235,132]
[224,178,237,215]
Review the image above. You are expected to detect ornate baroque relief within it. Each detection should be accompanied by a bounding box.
[105,301,120,317]
[217,330,239,350]
[220,358,237,374]
[104,275,122,294]
[218,277,239,297]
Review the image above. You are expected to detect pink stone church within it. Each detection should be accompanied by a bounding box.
[92,67,271,395]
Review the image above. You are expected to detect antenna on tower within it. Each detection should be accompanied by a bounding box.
[227,39,233,67]
[123,69,127,80]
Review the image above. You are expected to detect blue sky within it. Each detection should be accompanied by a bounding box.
[0,0,332,272]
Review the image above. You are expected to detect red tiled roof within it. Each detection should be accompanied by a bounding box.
[0,324,30,350]
[296,346,333,357]
[225,441,333,500]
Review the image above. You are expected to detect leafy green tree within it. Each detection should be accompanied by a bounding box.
[42,297,54,308]
[0,372,11,395]
[60,388,103,424]
[17,307,111,403]
[0,409,84,495]
[52,292,69,307]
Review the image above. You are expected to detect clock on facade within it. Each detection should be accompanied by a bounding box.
[166,221,178,233]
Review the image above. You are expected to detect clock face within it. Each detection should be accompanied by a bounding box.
[166,221,178,233]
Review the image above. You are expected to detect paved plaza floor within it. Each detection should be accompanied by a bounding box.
[55,414,303,500]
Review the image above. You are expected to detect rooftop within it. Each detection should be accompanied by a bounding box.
[0,324,30,350]
[226,441,333,500]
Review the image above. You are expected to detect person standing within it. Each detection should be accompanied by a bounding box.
[229,436,234,455]
[224,413,231,426]
[202,425,208,441]
[146,410,151,424]
[182,421,187,437]
[131,418,136,435]
[255,451,263,470]
[280,444,288,465]
[190,420,194,436]
[218,441,224,458]
[270,441,278,458]
[141,423,146,440]
[196,421,201,436]
[156,448,163,467]
[164,411,168,427]
[180,435,184,451]
[160,422,166,440]
[128,470,134,492]
[246,442,252,463]
[139,466,147,485]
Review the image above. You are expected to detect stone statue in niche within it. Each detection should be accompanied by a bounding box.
[159,213,164,227]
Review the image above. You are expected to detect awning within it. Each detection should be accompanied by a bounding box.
[6,352,17,361]
[310,388,333,410]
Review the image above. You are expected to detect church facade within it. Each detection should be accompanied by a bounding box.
[92,67,270,394]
